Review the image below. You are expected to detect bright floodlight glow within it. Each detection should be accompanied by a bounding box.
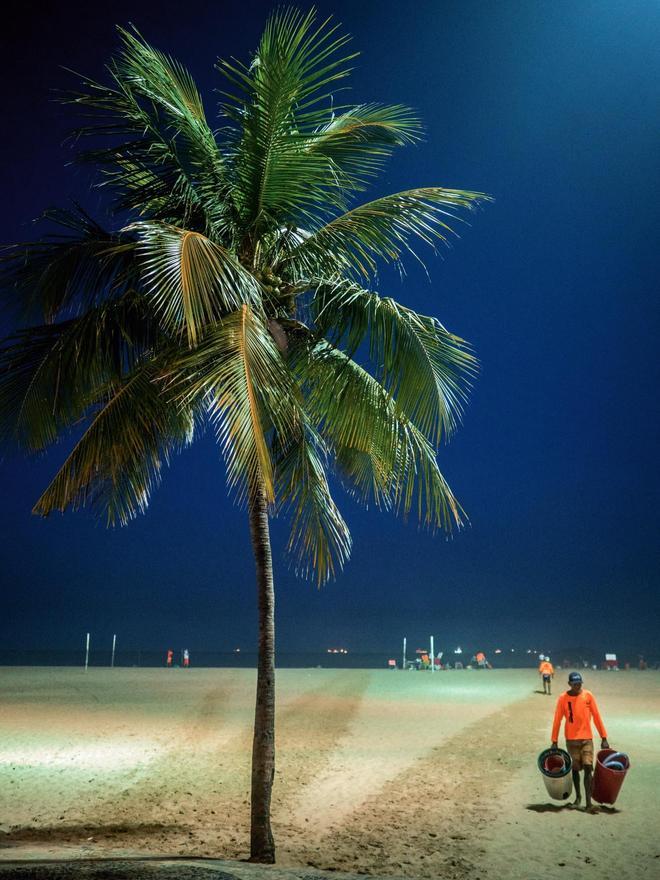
[0,740,152,771]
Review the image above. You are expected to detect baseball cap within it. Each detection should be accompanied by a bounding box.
[568,672,583,683]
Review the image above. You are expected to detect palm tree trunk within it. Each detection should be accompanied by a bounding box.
[247,482,276,863]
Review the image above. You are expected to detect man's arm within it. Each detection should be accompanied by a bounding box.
[551,694,564,745]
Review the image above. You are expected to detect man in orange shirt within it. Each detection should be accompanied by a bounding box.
[538,656,554,694]
[551,672,610,812]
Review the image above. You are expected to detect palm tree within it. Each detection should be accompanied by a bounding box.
[0,9,489,863]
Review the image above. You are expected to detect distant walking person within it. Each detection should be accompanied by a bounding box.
[182,648,190,668]
[551,672,610,812]
[166,648,174,668]
[538,656,554,694]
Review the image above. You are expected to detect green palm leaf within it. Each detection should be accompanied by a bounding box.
[285,186,491,278]
[64,28,229,234]
[129,222,262,345]
[275,415,351,585]
[33,361,196,526]
[300,340,463,531]
[218,7,358,232]
[0,291,156,452]
[174,305,299,504]
[305,103,422,192]
[0,207,137,323]
[313,281,477,442]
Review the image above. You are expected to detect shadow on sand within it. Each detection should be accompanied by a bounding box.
[0,822,181,845]
[526,803,621,815]
[525,803,570,813]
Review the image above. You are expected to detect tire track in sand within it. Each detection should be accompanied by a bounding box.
[273,671,372,809]
[206,670,373,860]
[282,691,545,879]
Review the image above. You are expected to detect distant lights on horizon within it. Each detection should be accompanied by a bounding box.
[327,648,349,654]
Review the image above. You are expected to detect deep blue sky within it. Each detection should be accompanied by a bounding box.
[1,1,658,659]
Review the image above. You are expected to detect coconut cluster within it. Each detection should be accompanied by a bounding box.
[254,266,284,296]
[255,266,295,315]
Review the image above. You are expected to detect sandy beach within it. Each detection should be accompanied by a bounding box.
[0,667,658,879]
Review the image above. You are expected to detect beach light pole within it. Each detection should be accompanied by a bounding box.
[402,636,407,671]
[84,632,90,672]
[111,634,117,668]
[430,635,435,674]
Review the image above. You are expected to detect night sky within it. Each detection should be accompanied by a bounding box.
[1,1,658,660]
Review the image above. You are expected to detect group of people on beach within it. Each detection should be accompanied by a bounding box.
[166,648,190,668]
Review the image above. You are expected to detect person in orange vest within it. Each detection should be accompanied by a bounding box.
[551,671,610,812]
[166,648,174,668]
[538,656,554,694]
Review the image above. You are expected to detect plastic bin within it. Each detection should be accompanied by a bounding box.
[538,747,573,800]
[592,749,630,805]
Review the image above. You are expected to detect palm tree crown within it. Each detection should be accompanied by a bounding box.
[1,9,488,583]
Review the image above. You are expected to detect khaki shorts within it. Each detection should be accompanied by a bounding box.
[566,739,594,771]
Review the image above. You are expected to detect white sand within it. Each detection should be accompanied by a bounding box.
[0,667,658,879]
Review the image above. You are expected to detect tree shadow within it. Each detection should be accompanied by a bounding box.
[1,822,182,844]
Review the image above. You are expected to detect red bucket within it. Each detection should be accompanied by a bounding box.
[592,749,630,805]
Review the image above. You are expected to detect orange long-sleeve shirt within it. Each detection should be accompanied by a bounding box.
[551,689,607,742]
[539,661,554,675]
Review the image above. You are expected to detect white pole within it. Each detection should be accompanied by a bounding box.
[430,635,435,674]
[111,634,116,668]
[402,636,407,670]
[84,633,90,672]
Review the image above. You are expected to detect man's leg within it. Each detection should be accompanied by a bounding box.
[584,766,598,812]
[570,769,582,807]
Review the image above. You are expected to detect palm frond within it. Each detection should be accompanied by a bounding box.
[284,187,491,278]
[63,28,230,234]
[0,207,137,323]
[218,7,358,233]
[173,305,299,504]
[33,361,197,526]
[0,291,157,452]
[129,221,262,345]
[305,104,422,192]
[275,415,351,584]
[313,281,477,442]
[299,340,464,531]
